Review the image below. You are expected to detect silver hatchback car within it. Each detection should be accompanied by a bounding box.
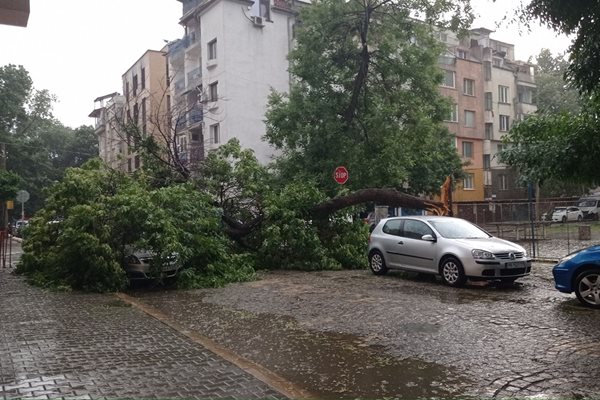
[368,216,531,286]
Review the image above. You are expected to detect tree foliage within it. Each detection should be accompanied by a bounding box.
[0,64,98,215]
[521,0,600,96]
[265,0,469,196]
[503,2,600,186]
[17,160,255,292]
[533,49,581,115]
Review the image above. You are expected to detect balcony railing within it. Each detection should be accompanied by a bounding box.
[173,79,186,95]
[187,67,201,89]
[189,106,203,124]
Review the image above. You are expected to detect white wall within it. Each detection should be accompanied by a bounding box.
[200,0,294,163]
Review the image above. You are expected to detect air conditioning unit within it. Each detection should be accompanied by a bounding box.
[251,15,264,27]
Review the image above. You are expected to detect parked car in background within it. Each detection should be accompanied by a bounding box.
[553,245,600,308]
[551,206,583,223]
[577,196,600,220]
[368,216,531,287]
[124,248,180,281]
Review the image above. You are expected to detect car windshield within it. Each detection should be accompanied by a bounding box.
[554,207,566,212]
[428,219,490,239]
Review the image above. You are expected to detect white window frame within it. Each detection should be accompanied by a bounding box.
[499,115,510,131]
[463,173,474,190]
[462,141,473,158]
[208,38,217,60]
[499,85,510,103]
[445,104,458,122]
[464,110,475,128]
[210,123,220,144]
[441,70,455,88]
[463,78,475,96]
[209,81,218,102]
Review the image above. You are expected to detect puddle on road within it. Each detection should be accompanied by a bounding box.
[133,290,471,399]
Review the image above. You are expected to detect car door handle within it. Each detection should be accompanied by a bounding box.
[397,241,404,245]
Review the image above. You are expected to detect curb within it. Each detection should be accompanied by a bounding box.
[116,292,315,400]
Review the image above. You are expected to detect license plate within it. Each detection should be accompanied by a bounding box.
[506,262,524,268]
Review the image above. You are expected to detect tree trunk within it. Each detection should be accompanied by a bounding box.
[311,188,443,217]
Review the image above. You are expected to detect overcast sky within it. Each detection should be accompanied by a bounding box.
[0,0,572,129]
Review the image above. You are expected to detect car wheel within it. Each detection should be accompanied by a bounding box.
[574,269,600,309]
[440,256,466,287]
[577,215,583,222]
[369,250,388,276]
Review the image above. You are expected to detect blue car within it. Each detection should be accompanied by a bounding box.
[553,245,600,308]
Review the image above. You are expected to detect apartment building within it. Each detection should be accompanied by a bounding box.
[439,28,537,203]
[89,93,126,170]
[91,49,171,172]
[121,49,171,173]
[168,0,309,168]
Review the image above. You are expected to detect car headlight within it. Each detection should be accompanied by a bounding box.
[472,249,495,260]
[559,252,579,263]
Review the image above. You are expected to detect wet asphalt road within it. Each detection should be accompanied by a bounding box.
[131,265,600,399]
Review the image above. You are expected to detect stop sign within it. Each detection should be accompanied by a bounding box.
[333,166,349,185]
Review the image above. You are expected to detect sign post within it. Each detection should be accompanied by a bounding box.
[333,166,349,185]
[15,190,29,222]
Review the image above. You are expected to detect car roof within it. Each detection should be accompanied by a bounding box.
[379,215,461,223]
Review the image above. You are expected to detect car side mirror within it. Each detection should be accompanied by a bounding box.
[421,234,436,242]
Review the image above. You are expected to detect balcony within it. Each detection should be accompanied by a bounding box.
[173,79,186,95]
[187,67,202,90]
[188,106,203,125]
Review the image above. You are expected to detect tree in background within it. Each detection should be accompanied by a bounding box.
[266,0,471,197]
[0,64,98,215]
[533,49,581,115]
[502,0,600,191]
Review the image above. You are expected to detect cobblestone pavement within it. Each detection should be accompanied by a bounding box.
[0,241,286,399]
[130,263,600,399]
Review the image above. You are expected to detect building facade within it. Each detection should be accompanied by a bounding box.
[89,93,126,170]
[168,0,309,169]
[91,49,171,173]
[439,28,537,204]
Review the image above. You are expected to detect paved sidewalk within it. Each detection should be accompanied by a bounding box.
[0,260,287,399]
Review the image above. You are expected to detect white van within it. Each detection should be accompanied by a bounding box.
[577,196,600,220]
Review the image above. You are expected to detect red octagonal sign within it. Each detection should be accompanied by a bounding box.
[334,166,349,185]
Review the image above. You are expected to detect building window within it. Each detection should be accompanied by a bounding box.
[208,38,217,60]
[133,74,138,97]
[463,78,475,96]
[141,67,146,90]
[499,115,510,131]
[518,85,535,104]
[497,143,504,154]
[134,155,140,169]
[485,123,493,140]
[442,70,455,88]
[141,98,146,125]
[483,154,491,169]
[499,174,508,190]
[484,92,493,111]
[457,49,468,59]
[464,173,474,190]
[464,110,475,128]
[462,141,473,158]
[133,103,139,127]
[484,61,492,81]
[209,81,218,102]
[259,0,270,20]
[445,104,458,122]
[499,85,509,103]
[210,123,220,144]
[125,81,130,101]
